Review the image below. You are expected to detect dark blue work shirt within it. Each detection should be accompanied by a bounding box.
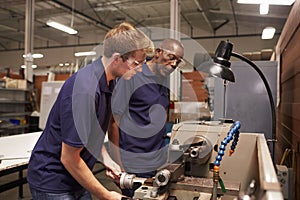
[112,64,169,173]
[27,58,115,193]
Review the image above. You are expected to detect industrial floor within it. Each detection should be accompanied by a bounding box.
[0,162,121,200]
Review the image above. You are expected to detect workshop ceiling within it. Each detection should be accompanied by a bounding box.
[0,0,293,51]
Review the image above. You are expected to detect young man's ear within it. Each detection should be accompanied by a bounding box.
[111,52,121,62]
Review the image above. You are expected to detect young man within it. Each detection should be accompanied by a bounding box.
[109,38,185,197]
[27,22,154,200]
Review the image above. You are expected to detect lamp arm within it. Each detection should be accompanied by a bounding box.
[231,52,276,162]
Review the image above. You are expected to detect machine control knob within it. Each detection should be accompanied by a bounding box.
[190,146,201,158]
[120,173,136,189]
[154,169,171,186]
[157,174,166,182]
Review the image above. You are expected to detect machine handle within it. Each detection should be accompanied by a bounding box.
[179,141,204,149]
[121,197,132,200]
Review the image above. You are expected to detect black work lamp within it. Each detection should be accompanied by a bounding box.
[199,41,235,82]
[198,40,277,163]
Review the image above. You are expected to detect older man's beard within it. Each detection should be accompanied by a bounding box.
[160,65,174,77]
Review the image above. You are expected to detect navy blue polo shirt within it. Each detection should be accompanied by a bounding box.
[112,64,169,173]
[27,58,115,193]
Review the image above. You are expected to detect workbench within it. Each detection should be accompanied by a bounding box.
[0,131,42,198]
[0,131,110,198]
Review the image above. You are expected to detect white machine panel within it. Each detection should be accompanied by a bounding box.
[39,81,64,130]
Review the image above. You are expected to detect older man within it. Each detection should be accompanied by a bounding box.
[109,38,184,197]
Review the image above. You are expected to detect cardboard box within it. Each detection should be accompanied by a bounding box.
[5,78,18,88]
[169,102,211,123]
[3,77,27,89]
[18,79,27,89]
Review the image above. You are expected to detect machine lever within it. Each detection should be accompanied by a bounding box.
[179,141,204,149]
[121,197,132,200]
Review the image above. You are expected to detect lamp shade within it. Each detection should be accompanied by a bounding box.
[197,41,235,82]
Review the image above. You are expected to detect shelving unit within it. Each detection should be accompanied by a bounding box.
[0,88,31,136]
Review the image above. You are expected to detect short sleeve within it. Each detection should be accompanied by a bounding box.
[111,78,134,116]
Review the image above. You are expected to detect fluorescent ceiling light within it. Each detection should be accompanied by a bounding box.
[46,20,78,35]
[74,51,97,57]
[23,53,44,59]
[237,0,295,5]
[262,27,276,39]
[260,4,269,15]
[21,64,37,69]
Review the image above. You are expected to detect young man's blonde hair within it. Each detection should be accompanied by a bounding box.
[103,22,154,59]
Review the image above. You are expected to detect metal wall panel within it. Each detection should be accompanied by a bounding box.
[214,61,277,142]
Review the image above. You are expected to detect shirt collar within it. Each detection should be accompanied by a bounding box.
[142,63,156,77]
[96,57,115,93]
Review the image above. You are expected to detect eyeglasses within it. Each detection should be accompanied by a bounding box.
[162,49,185,69]
[126,58,145,70]
[120,53,145,68]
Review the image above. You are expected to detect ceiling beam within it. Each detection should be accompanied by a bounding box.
[48,0,112,31]
[0,5,69,44]
[210,9,289,19]
[94,0,168,11]
[193,0,214,33]
[0,18,68,44]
